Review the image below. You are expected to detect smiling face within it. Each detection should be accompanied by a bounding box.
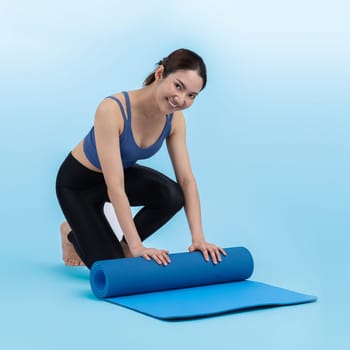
[155,68,204,114]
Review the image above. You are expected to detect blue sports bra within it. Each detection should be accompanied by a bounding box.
[83,91,174,169]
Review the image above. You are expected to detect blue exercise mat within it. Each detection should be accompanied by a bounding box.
[90,247,316,320]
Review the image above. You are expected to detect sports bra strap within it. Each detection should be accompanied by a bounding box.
[105,95,128,121]
[167,112,174,122]
[122,91,132,120]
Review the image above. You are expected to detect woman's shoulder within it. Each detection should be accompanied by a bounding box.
[99,91,125,106]
[108,91,126,101]
[94,92,127,133]
[172,111,185,125]
[168,111,186,137]
[96,91,126,113]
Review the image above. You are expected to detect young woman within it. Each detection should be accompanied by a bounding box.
[56,48,226,269]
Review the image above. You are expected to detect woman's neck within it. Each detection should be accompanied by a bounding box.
[129,85,164,120]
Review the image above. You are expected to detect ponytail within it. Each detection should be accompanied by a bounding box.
[143,49,207,90]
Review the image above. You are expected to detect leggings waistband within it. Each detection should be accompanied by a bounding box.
[56,153,105,190]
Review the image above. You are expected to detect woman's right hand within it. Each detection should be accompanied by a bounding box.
[130,245,171,266]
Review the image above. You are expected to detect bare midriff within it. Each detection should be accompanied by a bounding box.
[71,140,102,173]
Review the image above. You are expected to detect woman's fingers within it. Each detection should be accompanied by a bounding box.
[195,244,227,264]
[219,247,227,256]
[163,251,171,264]
[142,248,171,266]
[208,247,218,264]
[152,254,162,265]
[160,251,171,265]
[201,248,210,262]
[212,246,225,263]
[153,253,170,266]
[143,245,226,266]
[143,254,151,261]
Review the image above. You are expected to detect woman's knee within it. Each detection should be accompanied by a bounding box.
[163,182,184,212]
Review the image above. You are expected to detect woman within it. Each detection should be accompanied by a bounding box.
[56,48,226,269]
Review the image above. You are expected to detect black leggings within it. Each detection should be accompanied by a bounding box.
[56,153,184,268]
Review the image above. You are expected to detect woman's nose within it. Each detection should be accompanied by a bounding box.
[174,94,185,107]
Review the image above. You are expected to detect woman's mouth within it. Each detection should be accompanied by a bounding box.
[167,98,178,109]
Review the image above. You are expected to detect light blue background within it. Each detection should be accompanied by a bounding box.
[1,0,349,349]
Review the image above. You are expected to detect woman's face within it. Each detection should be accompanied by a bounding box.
[156,69,203,114]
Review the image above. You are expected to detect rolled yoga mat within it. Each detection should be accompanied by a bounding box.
[90,247,317,320]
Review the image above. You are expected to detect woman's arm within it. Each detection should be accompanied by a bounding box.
[166,111,226,263]
[94,99,170,265]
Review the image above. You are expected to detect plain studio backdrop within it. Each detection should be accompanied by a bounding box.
[0,0,349,349]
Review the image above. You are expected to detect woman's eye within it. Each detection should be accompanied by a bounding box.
[175,83,181,89]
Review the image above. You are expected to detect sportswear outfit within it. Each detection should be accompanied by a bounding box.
[56,92,184,268]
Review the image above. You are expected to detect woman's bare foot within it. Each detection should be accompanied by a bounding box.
[60,222,85,266]
[120,239,132,258]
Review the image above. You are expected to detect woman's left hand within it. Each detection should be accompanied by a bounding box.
[188,241,227,264]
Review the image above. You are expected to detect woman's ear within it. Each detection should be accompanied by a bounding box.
[154,65,165,82]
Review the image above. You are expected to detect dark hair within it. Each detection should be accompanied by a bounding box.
[143,48,207,90]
